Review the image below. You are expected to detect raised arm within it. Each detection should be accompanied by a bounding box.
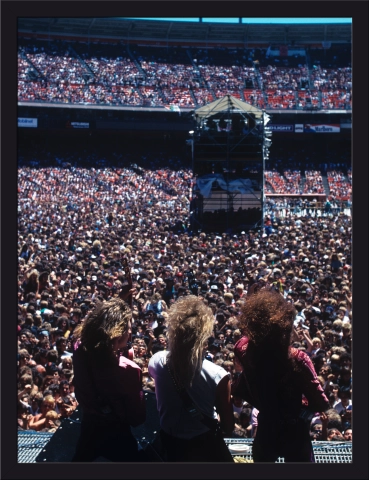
[28,414,47,431]
[301,329,314,353]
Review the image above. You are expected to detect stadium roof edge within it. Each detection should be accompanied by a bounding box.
[17,18,351,45]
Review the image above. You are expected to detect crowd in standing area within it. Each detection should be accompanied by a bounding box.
[17,147,352,449]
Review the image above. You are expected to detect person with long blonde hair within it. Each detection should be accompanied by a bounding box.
[148,295,234,462]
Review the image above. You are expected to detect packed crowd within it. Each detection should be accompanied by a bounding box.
[264,88,297,109]
[198,65,254,92]
[81,54,140,87]
[264,167,351,198]
[265,197,352,218]
[265,170,302,195]
[259,65,310,90]
[17,150,352,445]
[302,170,325,194]
[326,170,352,201]
[18,40,352,109]
[311,66,352,91]
[20,44,86,84]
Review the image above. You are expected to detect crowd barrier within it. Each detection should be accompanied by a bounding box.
[17,430,352,464]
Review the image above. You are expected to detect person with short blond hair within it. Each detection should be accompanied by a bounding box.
[28,395,55,431]
[311,337,323,356]
[223,292,234,306]
[42,410,60,432]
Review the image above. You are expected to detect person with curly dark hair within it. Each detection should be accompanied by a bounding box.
[232,289,329,462]
[71,297,146,462]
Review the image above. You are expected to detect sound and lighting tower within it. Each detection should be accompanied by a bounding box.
[188,95,271,233]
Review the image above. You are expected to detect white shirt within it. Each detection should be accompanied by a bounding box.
[147,320,158,330]
[148,350,228,439]
[251,407,259,437]
[333,399,352,415]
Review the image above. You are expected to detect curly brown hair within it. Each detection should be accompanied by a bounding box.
[238,290,296,351]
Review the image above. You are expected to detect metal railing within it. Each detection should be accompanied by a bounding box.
[223,438,352,463]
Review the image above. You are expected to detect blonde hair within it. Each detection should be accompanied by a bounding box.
[166,295,213,387]
[330,346,347,355]
[332,319,343,329]
[27,269,39,279]
[42,395,56,408]
[133,357,145,369]
[45,410,59,421]
[92,240,101,249]
[151,292,162,303]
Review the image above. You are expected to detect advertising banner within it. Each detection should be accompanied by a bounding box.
[295,124,304,133]
[70,122,89,128]
[304,124,341,133]
[268,124,294,132]
[18,117,38,128]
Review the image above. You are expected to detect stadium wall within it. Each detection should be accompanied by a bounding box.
[17,105,352,137]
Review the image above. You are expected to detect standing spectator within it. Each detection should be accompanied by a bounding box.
[17,402,32,431]
[333,385,352,416]
[233,406,253,438]
[38,272,50,295]
[149,295,234,462]
[233,289,329,462]
[72,297,146,462]
[54,338,73,364]
[22,269,39,296]
[343,427,352,441]
[28,395,56,431]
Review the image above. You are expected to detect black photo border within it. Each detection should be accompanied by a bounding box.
[1,1,368,479]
